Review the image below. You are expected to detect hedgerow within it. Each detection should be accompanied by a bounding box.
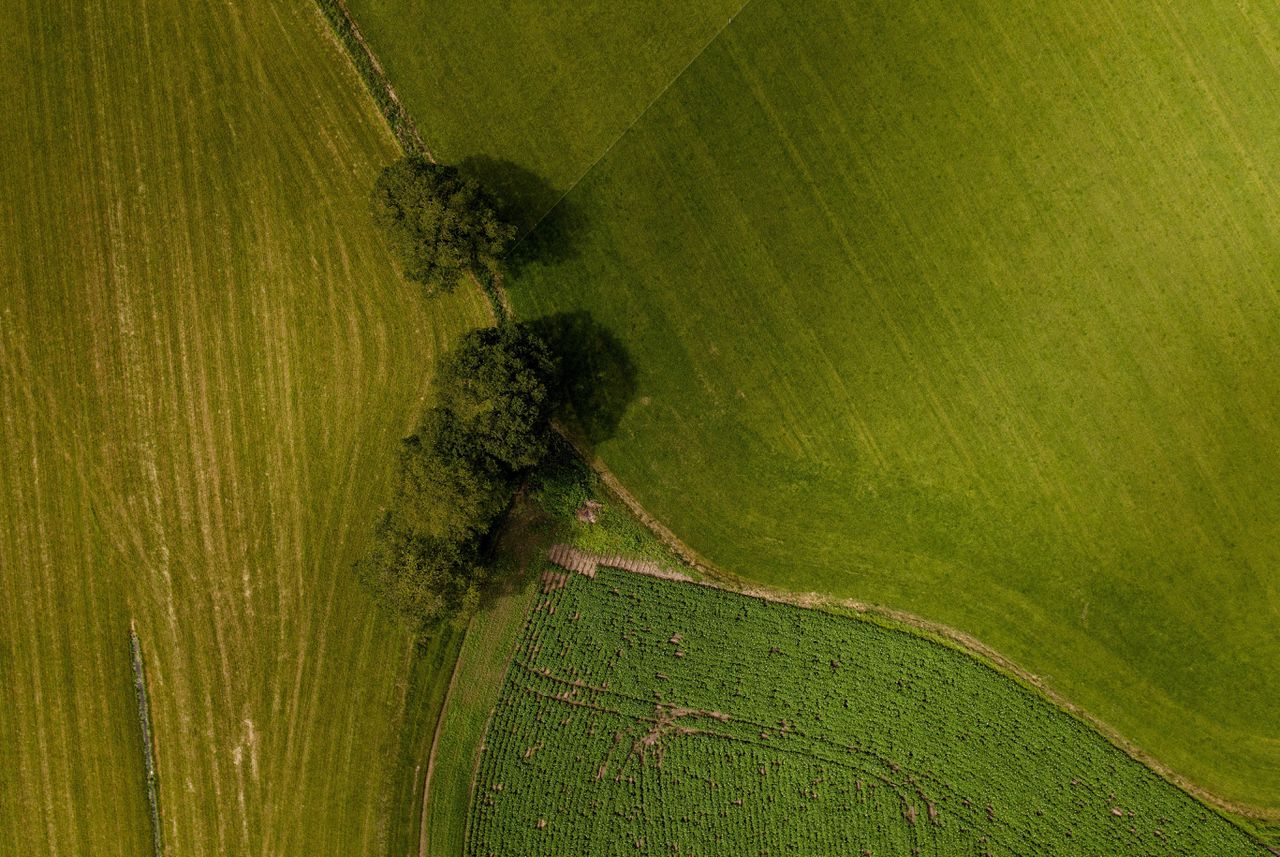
[358,324,556,635]
[313,0,422,154]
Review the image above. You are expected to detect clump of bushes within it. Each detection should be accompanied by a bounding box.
[359,323,556,635]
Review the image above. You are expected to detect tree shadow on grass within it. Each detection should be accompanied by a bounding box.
[529,311,637,449]
[458,155,584,274]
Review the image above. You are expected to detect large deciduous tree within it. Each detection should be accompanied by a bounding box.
[436,324,557,473]
[359,323,557,635]
[371,155,516,295]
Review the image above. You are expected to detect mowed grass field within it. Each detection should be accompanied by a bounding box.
[420,579,535,857]
[352,0,1280,812]
[0,1,487,854]
[469,569,1266,855]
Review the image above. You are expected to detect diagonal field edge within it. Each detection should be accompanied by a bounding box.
[508,0,760,255]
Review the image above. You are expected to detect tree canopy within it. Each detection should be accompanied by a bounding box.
[437,324,557,473]
[358,323,557,635]
[370,155,516,295]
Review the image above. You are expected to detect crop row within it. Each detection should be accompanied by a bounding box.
[465,570,1263,855]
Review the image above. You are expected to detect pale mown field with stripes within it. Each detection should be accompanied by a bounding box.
[0,1,486,854]
[350,0,1280,816]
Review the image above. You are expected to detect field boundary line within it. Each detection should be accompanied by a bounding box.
[459,683,499,856]
[312,0,429,157]
[417,624,467,857]
[315,0,516,325]
[453,579,542,855]
[129,620,164,857]
[552,421,721,576]
[508,0,759,255]
[467,269,508,326]
[548,532,1280,827]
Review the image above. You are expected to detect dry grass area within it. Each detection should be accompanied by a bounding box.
[0,1,486,853]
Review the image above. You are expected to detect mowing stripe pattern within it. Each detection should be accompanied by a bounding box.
[0,0,488,853]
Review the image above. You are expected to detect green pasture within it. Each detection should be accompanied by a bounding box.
[0,1,487,854]
[351,0,1280,812]
[469,569,1266,855]
[346,0,744,227]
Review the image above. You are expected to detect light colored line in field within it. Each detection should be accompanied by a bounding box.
[510,0,759,250]
[129,621,165,857]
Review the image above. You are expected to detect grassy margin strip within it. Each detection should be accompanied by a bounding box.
[418,623,468,857]
[456,602,537,857]
[467,270,508,327]
[129,620,164,857]
[313,0,426,156]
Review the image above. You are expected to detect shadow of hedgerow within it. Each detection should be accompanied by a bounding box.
[531,311,638,449]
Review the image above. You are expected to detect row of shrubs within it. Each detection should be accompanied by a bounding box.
[348,67,637,633]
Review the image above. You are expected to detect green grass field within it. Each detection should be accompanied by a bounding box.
[0,1,487,854]
[348,0,1280,813]
[469,568,1266,855]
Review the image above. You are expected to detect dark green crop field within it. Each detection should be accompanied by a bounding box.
[0,1,487,854]
[350,0,1280,813]
[469,569,1265,855]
